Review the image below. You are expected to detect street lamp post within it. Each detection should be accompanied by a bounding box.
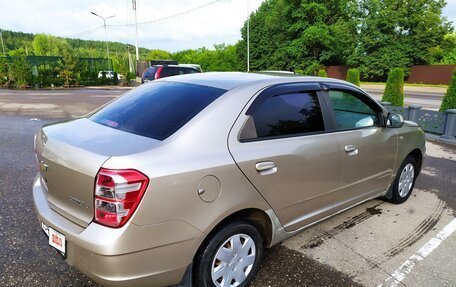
[132,0,140,62]
[246,0,250,72]
[91,12,115,71]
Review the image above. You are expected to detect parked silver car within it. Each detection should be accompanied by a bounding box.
[33,72,425,286]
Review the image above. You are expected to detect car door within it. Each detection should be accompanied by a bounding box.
[322,83,397,205]
[228,83,341,232]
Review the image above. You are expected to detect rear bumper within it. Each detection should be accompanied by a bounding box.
[32,175,202,287]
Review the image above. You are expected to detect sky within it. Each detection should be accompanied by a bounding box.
[0,0,455,52]
[0,0,264,52]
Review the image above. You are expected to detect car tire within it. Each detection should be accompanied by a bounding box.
[388,156,418,204]
[193,221,264,287]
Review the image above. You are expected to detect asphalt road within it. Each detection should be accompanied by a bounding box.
[0,84,445,116]
[0,88,455,287]
[361,85,445,111]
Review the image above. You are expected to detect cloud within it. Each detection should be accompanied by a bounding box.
[1,0,453,52]
[0,0,264,51]
[442,0,456,28]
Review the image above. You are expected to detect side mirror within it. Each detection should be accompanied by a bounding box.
[386,113,404,128]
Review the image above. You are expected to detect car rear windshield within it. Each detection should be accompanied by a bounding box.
[90,82,226,140]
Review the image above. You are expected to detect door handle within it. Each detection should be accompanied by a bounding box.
[344,145,359,155]
[255,161,277,175]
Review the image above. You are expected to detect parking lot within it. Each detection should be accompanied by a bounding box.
[0,88,455,287]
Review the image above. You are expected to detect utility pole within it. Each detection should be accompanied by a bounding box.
[0,30,6,57]
[91,12,115,71]
[128,51,133,73]
[132,0,140,62]
[246,0,250,72]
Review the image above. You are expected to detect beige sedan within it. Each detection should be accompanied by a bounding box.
[33,72,425,287]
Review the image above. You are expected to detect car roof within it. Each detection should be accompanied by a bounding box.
[153,65,198,69]
[159,71,357,91]
[178,64,201,67]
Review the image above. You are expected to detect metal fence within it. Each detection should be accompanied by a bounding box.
[382,102,456,140]
[325,65,456,85]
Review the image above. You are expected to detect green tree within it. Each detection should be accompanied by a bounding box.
[430,33,456,64]
[0,56,8,85]
[237,0,293,71]
[9,51,32,88]
[147,49,172,60]
[440,69,456,111]
[349,0,452,79]
[58,46,78,86]
[0,30,34,56]
[237,0,358,73]
[318,69,328,77]
[346,68,360,86]
[33,34,70,56]
[111,54,129,76]
[382,68,405,106]
[173,44,238,72]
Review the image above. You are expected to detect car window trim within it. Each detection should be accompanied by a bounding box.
[238,117,380,143]
[245,83,322,115]
[240,129,332,143]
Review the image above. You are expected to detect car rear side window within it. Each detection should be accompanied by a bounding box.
[90,82,226,140]
[183,68,199,74]
[243,91,325,140]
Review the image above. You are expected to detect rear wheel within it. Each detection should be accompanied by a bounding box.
[194,221,263,287]
[388,156,418,204]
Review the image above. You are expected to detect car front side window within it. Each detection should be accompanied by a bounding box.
[327,90,379,130]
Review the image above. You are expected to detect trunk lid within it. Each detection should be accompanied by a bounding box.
[35,118,159,228]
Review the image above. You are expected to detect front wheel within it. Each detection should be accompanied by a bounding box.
[193,221,264,287]
[388,156,418,204]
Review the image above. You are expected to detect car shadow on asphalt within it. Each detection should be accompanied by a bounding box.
[251,244,362,287]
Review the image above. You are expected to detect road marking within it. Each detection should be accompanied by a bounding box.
[379,218,456,287]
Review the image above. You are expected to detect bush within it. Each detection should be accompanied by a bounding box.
[346,68,360,86]
[440,69,456,111]
[0,57,8,85]
[317,69,328,77]
[9,53,32,88]
[382,68,404,106]
[126,72,136,82]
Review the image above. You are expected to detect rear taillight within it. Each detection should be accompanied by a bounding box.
[94,168,149,228]
[155,66,163,79]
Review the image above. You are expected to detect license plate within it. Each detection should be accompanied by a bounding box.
[41,222,66,258]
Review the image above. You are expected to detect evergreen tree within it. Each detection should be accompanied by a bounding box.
[58,46,78,86]
[346,68,360,86]
[440,69,456,111]
[0,56,8,85]
[9,51,31,88]
[382,68,405,106]
[318,69,328,77]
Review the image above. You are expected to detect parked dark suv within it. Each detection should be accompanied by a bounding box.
[141,65,201,83]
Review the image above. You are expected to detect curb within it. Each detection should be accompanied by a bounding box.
[426,133,456,146]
